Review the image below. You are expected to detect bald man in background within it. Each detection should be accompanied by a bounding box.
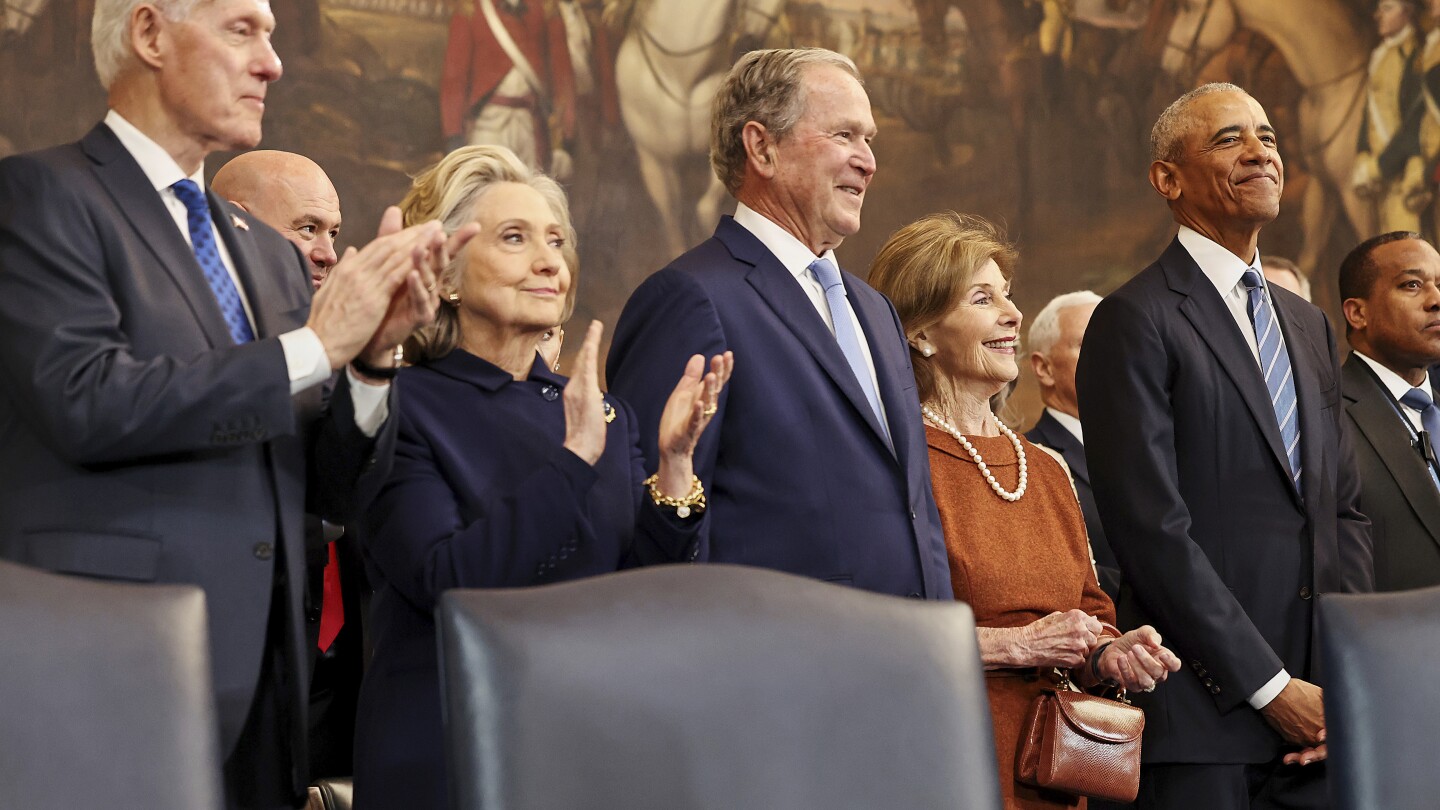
[213,150,342,291]
[213,149,362,782]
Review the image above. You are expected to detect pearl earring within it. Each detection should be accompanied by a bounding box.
[447,291,460,304]
[921,346,934,357]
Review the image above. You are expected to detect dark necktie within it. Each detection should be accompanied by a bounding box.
[1399,387,1440,490]
[1240,269,1301,492]
[170,179,255,344]
[809,257,890,446]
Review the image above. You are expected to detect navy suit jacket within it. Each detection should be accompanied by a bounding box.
[1025,410,1121,600]
[354,351,700,810]
[1076,237,1372,764]
[0,123,395,790]
[1340,354,1440,591]
[606,216,951,599]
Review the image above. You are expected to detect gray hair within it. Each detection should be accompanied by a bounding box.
[1027,290,1102,357]
[399,145,577,364]
[1150,82,1247,163]
[710,48,862,195]
[92,0,202,90]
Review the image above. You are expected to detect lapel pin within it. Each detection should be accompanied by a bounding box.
[230,214,249,231]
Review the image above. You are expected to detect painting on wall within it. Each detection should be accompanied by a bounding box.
[0,0,1405,423]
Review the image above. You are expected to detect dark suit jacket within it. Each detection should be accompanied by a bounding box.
[1025,409,1121,601]
[0,123,395,793]
[1340,354,1440,591]
[606,216,951,600]
[353,351,699,810]
[1076,237,1372,765]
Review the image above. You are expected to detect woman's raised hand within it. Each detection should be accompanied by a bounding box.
[561,320,607,466]
[653,351,734,497]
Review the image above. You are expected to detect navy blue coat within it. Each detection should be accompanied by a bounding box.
[353,350,700,810]
[606,216,951,600]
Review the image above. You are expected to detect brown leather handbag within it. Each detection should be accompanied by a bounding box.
[1015,669,1145,802]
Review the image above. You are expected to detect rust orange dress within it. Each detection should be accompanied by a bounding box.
[926,426,1117,810]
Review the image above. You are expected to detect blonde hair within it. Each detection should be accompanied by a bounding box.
[400,145,578,364]
[866,212,1017,405]
[92,0,201,89]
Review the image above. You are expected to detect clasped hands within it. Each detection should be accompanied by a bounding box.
[1261,677,1328,766]
[986,609,1181,693]
[307,206,481,378]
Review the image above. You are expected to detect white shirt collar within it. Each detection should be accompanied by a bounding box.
[1177,225,1264,300]
[1046,407,1084,444]
[103,109,205,193]
[1382,23,1417,51]
[733,202,840,282]
[1353,350,1434,407]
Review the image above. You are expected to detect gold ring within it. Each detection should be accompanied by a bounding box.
[702,405,717,417]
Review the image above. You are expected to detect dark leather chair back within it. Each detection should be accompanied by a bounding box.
[0,559,223,810]
[1319,586,1440,810]
[307,777,354,810]
[438,564,1001,810]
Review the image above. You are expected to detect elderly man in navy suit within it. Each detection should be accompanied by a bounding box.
[0,1,472,807]
[1023,289,1120,600]
[607,48,951,599]
[1077,82,1372,810]
[1338,231,1440,591]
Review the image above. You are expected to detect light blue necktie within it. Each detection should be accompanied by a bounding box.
[1398,387,1440,490]
[1241,269,1301,492]
[809,257,890,445]
[171,179,255,344]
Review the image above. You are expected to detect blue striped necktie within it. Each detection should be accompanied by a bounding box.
[1241,269,1301,492]
[809,257,891,446]
[171,179,255,344]
[1399,387,1440,490]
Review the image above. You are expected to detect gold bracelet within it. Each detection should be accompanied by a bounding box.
[643,473,705,518]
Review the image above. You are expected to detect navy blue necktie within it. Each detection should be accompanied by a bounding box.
[1241,269,1301,492]
[809,257,891,446]
[171,179,254,344]
[1399,387,1440,490]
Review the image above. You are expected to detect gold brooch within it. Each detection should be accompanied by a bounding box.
[603,400,616,424]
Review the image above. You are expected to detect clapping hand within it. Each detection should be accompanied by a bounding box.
[652,350,733,498]
[561,320,608,466]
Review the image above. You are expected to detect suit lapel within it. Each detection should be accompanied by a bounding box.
[1343,358,1440,547]
[849,285,908,460]
[1167,239,1298,504]
[81,124,234,349]
[719,219,894,453]
[1034,412,1089,485]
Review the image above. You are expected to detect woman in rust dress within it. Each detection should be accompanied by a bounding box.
[869,212,1182,809]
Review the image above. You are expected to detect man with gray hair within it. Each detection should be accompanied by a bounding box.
[1076,82,1372,808]
[606,48,951,600]
[1023,290,1119,599]
[0,1,473,807]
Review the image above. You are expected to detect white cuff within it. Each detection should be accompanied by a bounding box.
[1248,669,1290,709]
[346,366,391,438]
[280,327,331,395]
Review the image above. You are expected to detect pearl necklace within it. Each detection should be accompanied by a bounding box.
[922,404,1028,502]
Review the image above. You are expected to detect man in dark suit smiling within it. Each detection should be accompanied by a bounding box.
[1077,83,1372,809]
[0,1,471,806]
[607,48,950,600]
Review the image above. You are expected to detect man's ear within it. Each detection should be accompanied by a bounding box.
[1030,352,1055,387]
[1149,160,1182,201]
[742,121,777,180]
[228,200,250,213]
[130,4,168,71]
[1341,297,1367,333]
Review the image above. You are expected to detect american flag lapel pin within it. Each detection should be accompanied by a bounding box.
[231,214,249,231]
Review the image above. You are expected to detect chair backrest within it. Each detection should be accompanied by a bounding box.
[1319,586,1440,810]
[438,564,1001,810]
[0,559,223,810]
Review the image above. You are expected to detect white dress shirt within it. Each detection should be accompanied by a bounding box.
[1176,225,1291,710]
[104,110,388,435]
[1353,351,1434,433]
[733,203,888,428]
[1046,407,1084,444]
